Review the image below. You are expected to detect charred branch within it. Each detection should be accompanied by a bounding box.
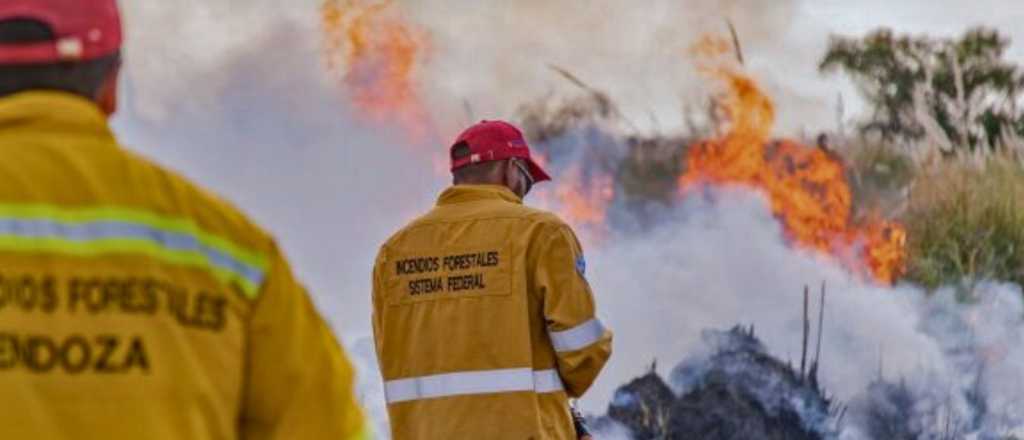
[801,285,810,380]
[726,19,745,66]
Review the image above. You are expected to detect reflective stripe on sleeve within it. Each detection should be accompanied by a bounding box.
[0,204,269,298]
[384,368,564,404]
[549,318,607,353]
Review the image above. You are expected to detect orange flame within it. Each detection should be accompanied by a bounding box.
[862,220,907,284]
[321,0,432,138]
[528,153,615,243]
[555,165,615,238]
[681,37,906,283]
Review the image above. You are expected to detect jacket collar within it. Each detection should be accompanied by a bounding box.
[437,185,523,206]
[0,91,114,140]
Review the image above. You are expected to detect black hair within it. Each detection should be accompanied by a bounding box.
[0,18,120,99]
[451,141,472,161]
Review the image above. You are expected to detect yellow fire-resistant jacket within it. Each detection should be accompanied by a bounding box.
[372,185,613,439]
[0,91,369,440]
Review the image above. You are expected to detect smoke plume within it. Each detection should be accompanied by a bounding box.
[112,1,1024,438]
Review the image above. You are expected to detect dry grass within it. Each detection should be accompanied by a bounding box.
[834,136,916,222]
[900,156,1024,291]
[832,132,1024,292]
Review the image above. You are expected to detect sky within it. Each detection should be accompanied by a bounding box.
[403,0,1024,135]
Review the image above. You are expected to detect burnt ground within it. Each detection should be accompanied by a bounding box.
[592,326,840,440]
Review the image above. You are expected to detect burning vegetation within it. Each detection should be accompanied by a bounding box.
[317,1,1024,292]
[315,4,1024,437]
[517,37,908,284]
[319,0,908,284]
[321,0,432,139]
[679,38,907,284]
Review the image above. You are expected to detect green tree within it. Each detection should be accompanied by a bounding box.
[820,27,1024,152]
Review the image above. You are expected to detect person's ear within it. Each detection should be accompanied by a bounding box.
[96,61,122,116]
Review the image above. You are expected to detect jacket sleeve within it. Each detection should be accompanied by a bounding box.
[533,223,613,398]
[240,243,371,440]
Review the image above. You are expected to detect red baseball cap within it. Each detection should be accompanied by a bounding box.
[0,0,122,65]
[450,120,551,183]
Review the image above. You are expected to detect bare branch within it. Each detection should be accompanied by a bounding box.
[801,285,810,380]
[814,281,826,368]
[545,64,641,133]
[726,19,745,66]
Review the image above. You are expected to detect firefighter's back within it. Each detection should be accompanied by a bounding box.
[0,91,274,440]
[374,185,577,440]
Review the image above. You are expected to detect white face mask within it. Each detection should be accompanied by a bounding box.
[508,159,534,198]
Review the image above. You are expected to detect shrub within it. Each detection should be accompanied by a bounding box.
[901,156,1024,291]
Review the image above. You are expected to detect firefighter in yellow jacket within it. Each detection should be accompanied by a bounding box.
[372,120,613,439]
[0,1,368,439]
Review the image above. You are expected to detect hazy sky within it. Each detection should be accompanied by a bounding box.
[400,0,1024,135]
[794,0,1024,128]
[809,0,1024,42]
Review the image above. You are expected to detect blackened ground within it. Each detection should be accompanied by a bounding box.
[597,370,675,439]
[668,378,822,440]
[592,326,837,440]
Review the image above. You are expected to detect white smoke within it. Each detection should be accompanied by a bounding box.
[404,0,825,134]
[114,0,444,337]
[345,333,391,437]
[581,187,1024,438]
[592,420,635,440]
[344,183,1024,438]
[110,1,1024,438]
[848,283,1024,439]
[112,0,1024,333]
[582,188,933,412]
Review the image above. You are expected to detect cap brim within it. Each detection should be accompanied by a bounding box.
[525,157,551,183]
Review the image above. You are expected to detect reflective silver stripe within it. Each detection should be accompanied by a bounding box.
[549,318,607,353]
[385,368,564,404]
[532,369,564,393]
[0,219,265,286]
